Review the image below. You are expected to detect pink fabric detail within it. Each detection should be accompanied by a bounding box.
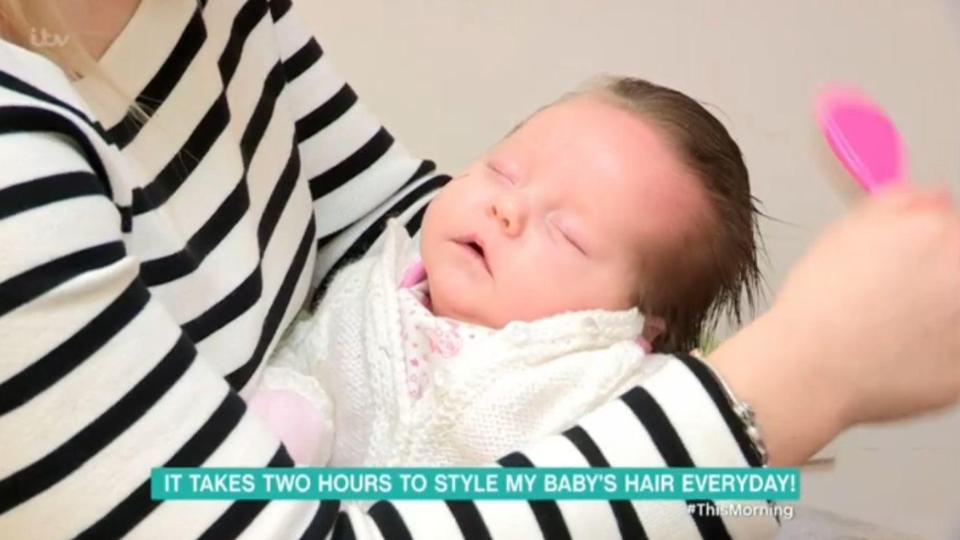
[405,368,427,399]
[634,335,652,354]
[247,389,326,465]
[399,260,427,288]
[400,260,433,310]
[425,320,462,358]
[396,260,469,399]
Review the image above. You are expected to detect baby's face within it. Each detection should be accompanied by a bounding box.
[421,94,708,328]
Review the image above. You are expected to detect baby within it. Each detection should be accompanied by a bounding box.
[250,76,762,467]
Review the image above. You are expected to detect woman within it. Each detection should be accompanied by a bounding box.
[0,1,957,538]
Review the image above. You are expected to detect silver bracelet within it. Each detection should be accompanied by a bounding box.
[692,351,769,466]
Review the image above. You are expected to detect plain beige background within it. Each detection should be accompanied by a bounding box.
[299,1,960,537]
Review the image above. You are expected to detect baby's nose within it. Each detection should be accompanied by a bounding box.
[488,198,524,236]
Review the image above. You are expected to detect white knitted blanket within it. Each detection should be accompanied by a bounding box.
[268,220,661,467]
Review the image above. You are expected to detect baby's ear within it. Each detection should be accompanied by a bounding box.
[640,316,666,345]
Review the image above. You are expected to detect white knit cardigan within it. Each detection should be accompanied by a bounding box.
[268,220,666,467]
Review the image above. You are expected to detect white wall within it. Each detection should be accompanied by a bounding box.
[299,1,960,537]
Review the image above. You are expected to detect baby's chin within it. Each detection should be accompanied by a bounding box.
[430,282,554,330]
[428,283,498,328]
[422,247,515,329]
[421,247,496,327]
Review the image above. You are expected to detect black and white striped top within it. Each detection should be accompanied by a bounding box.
[0,0,777,538]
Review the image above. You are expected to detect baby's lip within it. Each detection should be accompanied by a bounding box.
[453,234,491,275]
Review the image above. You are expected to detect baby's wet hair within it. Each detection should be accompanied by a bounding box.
[571,76,765,353]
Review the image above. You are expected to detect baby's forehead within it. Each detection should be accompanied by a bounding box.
[502,99,690,186]
[502,99,707,242]
[505,96,678,162]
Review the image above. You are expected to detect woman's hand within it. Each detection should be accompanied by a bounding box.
[779,185,960,423]
[710,185,960,466]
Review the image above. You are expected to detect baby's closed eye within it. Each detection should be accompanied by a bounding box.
[548,214,587,255]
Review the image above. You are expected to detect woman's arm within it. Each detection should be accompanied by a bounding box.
[328,353,776,539]
[0,104,771,540]
[0,114,305,538]
[710,186,960,467]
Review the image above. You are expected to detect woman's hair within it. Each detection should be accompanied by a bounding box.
[0,1,150,123]
[579,76,765,353]
[0,1,97,77]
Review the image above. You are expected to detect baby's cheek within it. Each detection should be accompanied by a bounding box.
[520,265,628,316]
[419,204,443,249]
[493,276,569,323]
[426,264,488,323]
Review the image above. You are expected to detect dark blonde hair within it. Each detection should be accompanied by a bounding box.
[0,1,151,123]
[576,76,764,353]
[0,1,93,77]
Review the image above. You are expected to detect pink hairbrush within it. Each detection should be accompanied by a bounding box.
[815,86,907,194]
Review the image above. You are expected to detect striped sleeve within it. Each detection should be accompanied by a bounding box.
[268,0,449,298]
[0,107,313,538]
[0,104,351,540]
[333,354,779,540]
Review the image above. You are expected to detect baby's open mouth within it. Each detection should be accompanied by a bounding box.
[466,240,484,258]
[455,237,491,274]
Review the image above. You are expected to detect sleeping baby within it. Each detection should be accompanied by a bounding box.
[248,76,762,467]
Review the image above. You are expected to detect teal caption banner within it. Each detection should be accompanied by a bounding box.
[151,467,800,501]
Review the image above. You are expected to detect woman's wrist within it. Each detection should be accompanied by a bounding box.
[691,352,769,466]
[706,309,850,466]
